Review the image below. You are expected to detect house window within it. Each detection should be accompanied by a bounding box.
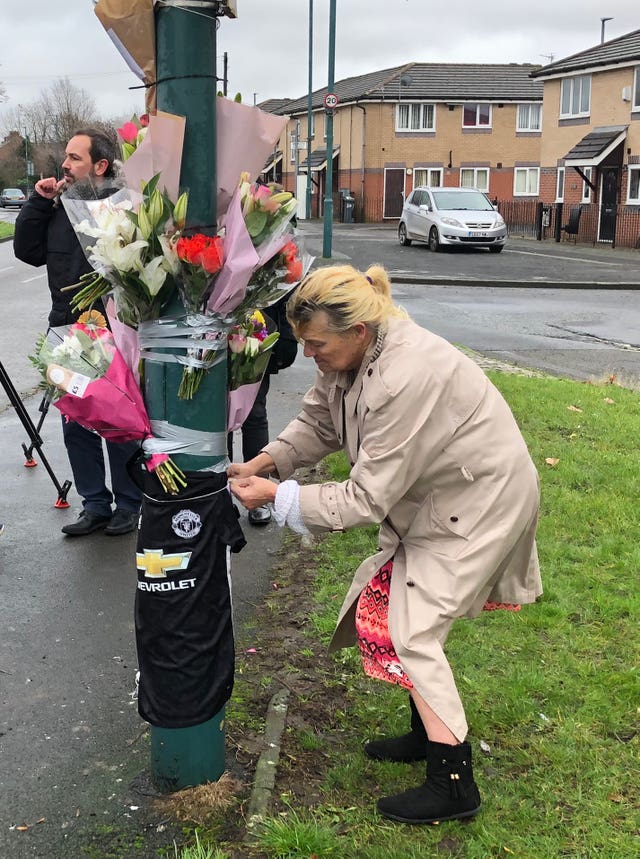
[556,167,565,202]
[627,166,640,202]
[517,103,542,131]
[460,168,489,191]
[560,75,591,118]
[462,103,491,128]
[414,168,442,187]
[289,133,297,164]
[581,167,592,203]
[514,167,540,196]
[634,67,640,111]
[396,103,435,132]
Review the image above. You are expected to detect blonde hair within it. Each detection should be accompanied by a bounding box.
[286,264,408,337]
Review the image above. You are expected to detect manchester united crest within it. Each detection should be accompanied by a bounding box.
[171,508,202,539]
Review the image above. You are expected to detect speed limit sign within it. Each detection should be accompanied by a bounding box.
[324,92,339,110]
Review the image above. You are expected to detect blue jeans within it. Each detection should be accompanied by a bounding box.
[62,418,142,517]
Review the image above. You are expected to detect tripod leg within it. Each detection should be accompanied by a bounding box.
[0,361,73,507]
[23,395,51,465]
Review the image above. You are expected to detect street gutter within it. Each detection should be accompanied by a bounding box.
[391,274,640,290]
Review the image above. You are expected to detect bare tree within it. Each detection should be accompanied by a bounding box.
[0,78,98,144]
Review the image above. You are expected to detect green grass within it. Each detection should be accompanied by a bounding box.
[0,222,15,240]
[252,371,640,859]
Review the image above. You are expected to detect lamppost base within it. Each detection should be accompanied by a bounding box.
[151,709,226,793]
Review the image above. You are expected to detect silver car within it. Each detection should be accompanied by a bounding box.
[0,188,26,208]
[398,186,507,253]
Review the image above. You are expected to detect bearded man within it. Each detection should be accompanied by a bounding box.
[14,129,142,536]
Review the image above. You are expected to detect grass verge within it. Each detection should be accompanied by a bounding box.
[185,370,640,858]
[0,222,15,240]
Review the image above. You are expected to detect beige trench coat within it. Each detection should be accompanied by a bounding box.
[263,318,541,740]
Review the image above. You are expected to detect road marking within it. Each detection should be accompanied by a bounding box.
[21,273,47,283]
[504,249,624,266]
[0,266,15,274]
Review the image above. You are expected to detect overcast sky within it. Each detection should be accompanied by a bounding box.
[0,0,637,127]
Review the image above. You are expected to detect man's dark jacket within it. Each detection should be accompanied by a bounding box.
[14,193,93,326]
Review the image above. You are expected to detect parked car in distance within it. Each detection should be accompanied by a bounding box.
[398,187,507,253]
[0,188,26,208]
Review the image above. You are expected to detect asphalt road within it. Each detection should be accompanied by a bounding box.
[1,220,639,857]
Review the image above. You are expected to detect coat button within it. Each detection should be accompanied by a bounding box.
[406,580,415,587]
[367,367,373,376]
[450,516,459,522]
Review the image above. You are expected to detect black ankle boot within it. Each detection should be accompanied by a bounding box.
[364,697,428,763]
[377,740,481,824]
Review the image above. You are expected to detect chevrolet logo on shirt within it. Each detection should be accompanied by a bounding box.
[136,549,192,579]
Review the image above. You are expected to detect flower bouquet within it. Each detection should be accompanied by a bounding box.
[117,113,150,160]
[30,315,186,494]
[227,310,280,431]
[232,234,310,319]
[239,173,298,257]
[62,174,187,327]
[174,232,226,399]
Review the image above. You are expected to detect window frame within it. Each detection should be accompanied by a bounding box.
[560,75,591,118]
[462,103,492,129]
[396,102,436,132]
[633,67,640,111]
[413,168,443,188]
[513,167,540,196]
[556,167,565,202]
[460,167,490,192]
[626,165,640,203]
[581,166,592,203]
[517,103,542,132]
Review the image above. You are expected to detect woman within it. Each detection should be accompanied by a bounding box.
[229,264,541,824]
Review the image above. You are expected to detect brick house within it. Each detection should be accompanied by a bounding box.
[261,63,543,222]
[531,29,640,245]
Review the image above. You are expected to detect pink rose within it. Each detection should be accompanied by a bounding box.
[228,333,247,354]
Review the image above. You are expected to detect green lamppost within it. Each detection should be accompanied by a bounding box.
[322,0,337,259]
[147,0,237,792]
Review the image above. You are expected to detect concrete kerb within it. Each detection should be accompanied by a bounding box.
[244,687,290,839]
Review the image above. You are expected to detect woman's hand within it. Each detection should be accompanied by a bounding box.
[229,476,277,510]
[227,451,277,480]
[227,461,258,480]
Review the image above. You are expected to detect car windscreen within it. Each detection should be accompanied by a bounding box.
[431,191,493,211]
[3,189,22,195]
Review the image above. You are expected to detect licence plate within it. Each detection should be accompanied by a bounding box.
[469,231,488,237]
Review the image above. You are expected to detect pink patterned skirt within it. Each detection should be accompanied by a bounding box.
[355,559,520,689]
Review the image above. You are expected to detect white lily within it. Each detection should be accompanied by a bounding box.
[91,235,148,273]
[139,256,168,296]
[158,233,180,276]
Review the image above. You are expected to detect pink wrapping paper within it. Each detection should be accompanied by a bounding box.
[208,187,259,314]
[216,98,288,217]
[105,299,140,383]
[227,381,262,432]
[55,351,150,443]
[121,111,186,200]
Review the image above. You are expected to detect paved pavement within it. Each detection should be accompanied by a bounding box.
[1,217,638,856]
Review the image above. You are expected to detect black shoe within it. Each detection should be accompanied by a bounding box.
[61,511,111,536]
[365,697,428,762]
[248,505,272,526]
[377,741,481,824]
[105,508,139,536]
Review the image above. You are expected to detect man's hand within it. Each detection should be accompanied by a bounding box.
[229,476,277,509]
[34,177,66,200]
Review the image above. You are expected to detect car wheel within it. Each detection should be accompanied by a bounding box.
[428,227,441,252]
[489,245,504,254]
[398,223,412,246]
